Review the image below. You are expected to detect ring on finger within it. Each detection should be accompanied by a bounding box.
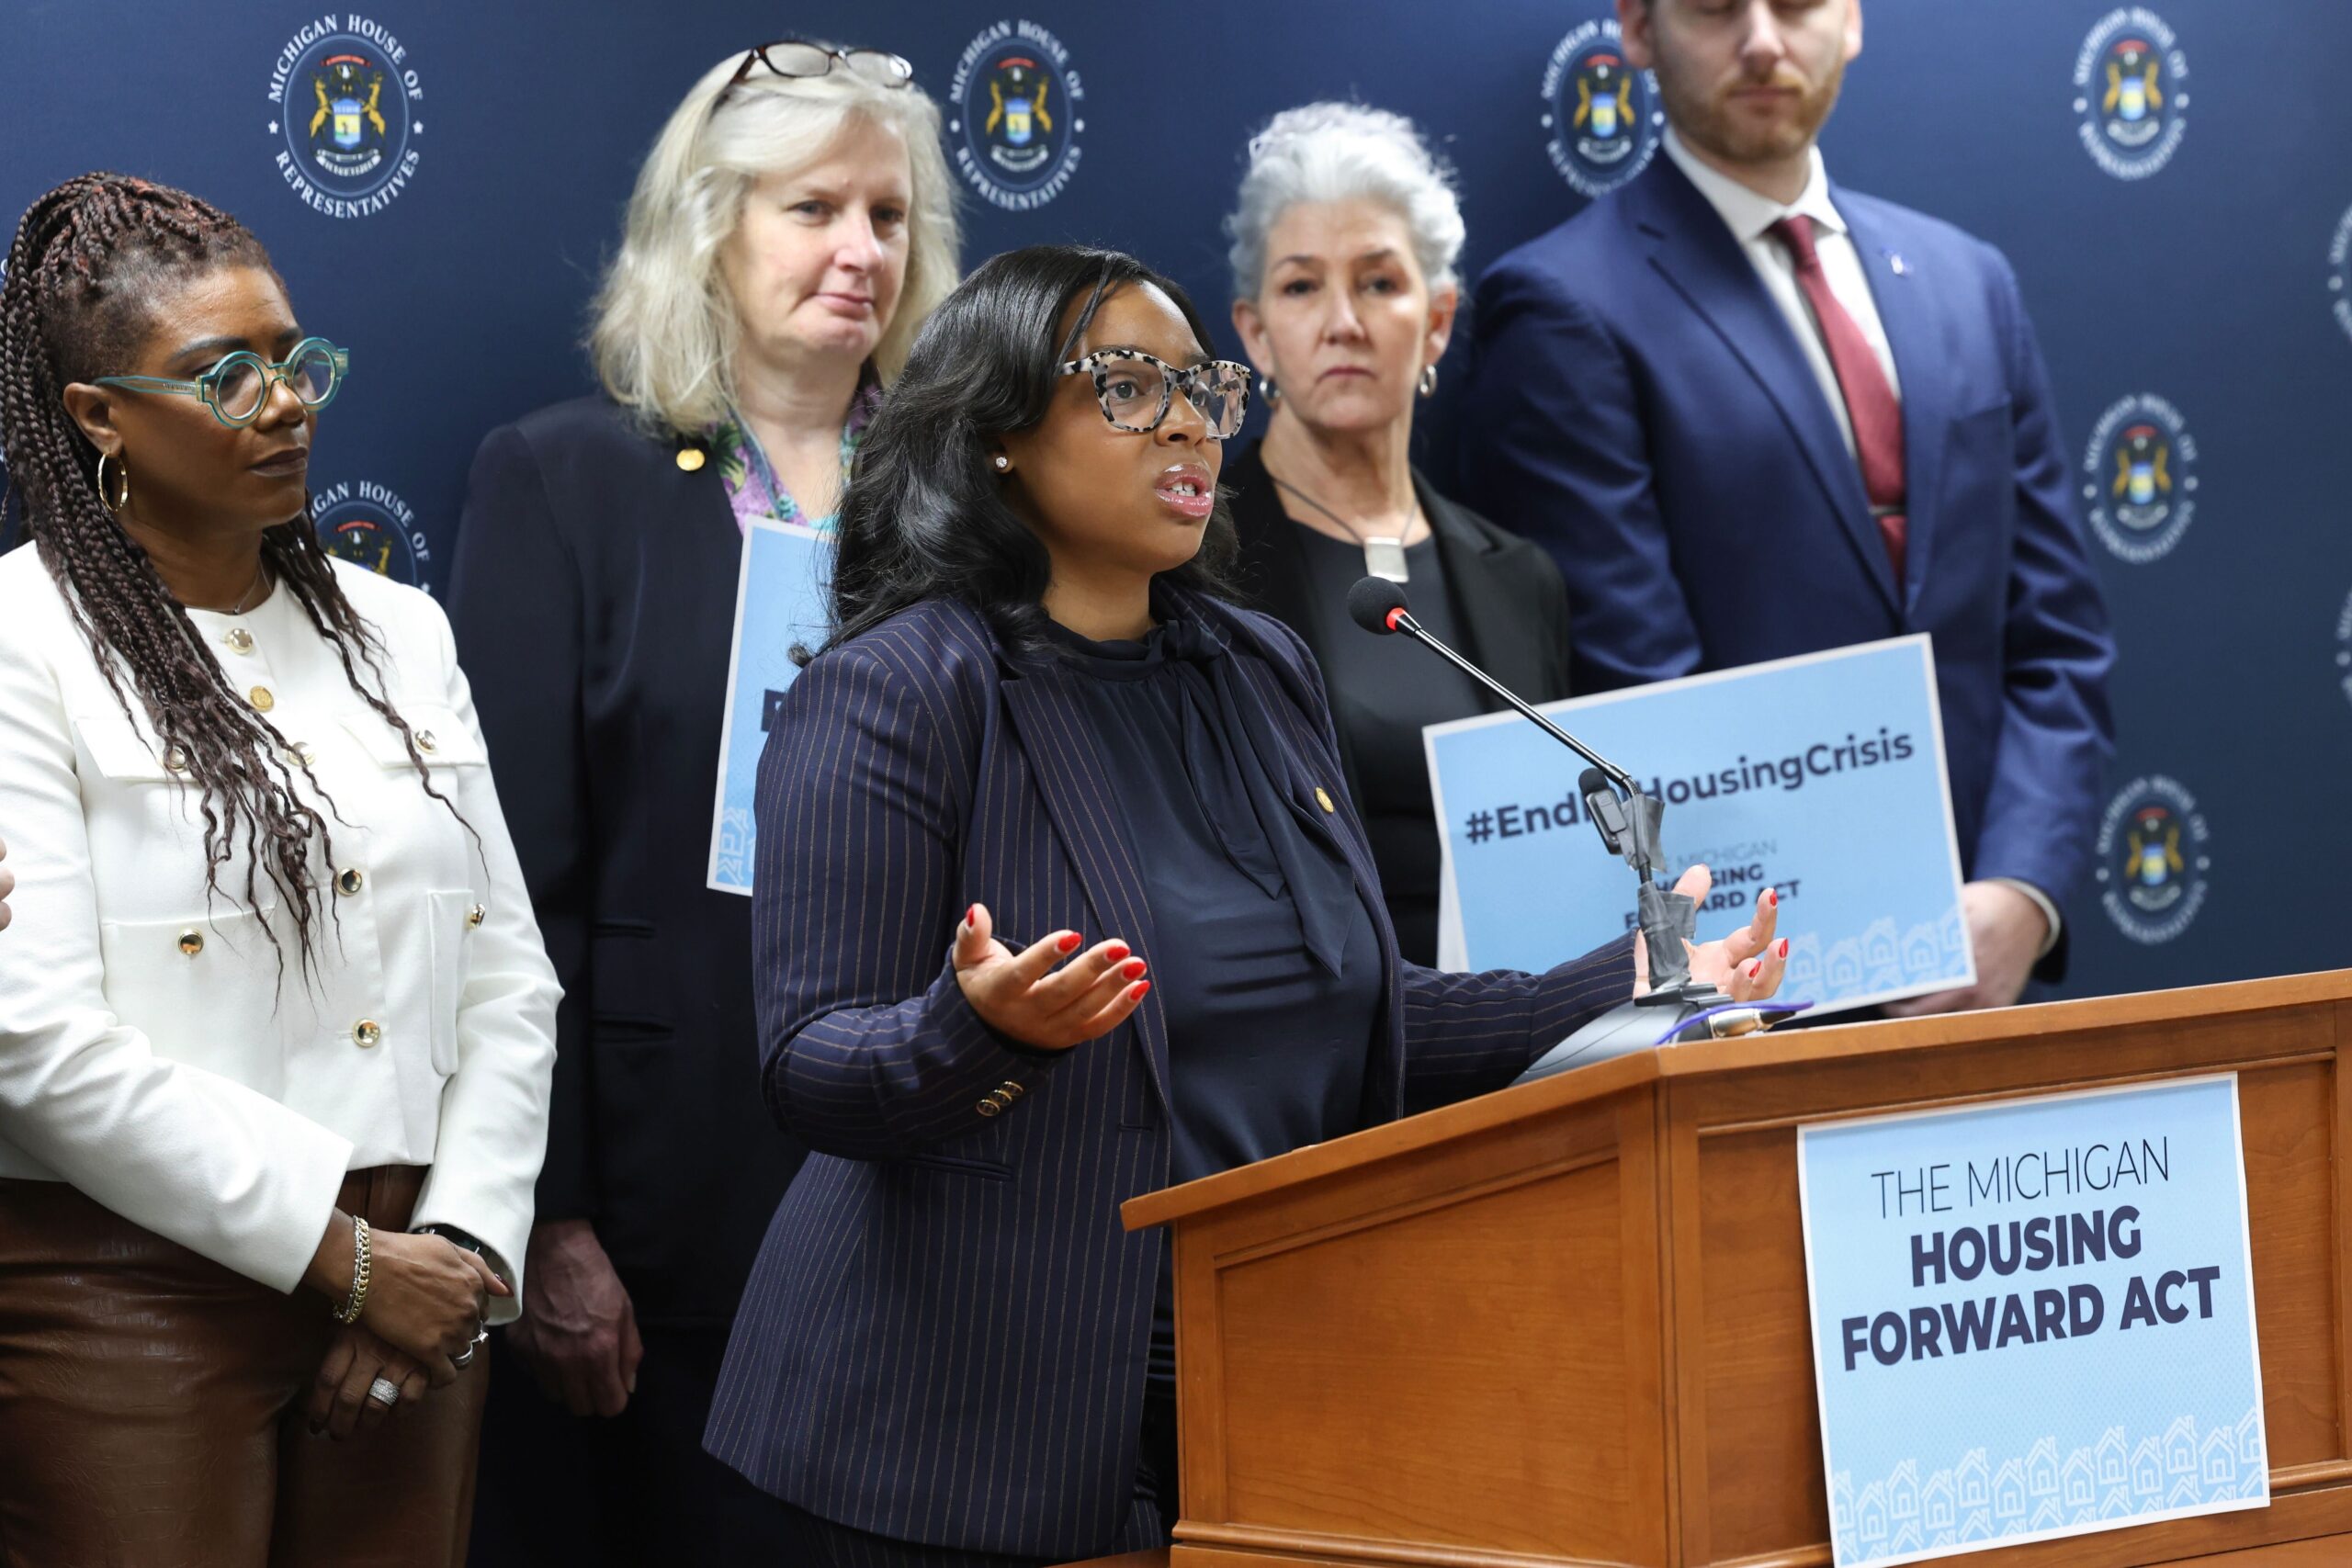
[367,1375,401,1408]
[453,1324,488,1369]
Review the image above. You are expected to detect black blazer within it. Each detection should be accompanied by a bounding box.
[447,395,804,1326]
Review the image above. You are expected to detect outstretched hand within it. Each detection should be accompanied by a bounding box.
[1634,864,1789,1003]
[952,903,1151,1053]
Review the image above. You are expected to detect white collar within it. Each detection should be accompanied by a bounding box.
[1661,126,1843,245]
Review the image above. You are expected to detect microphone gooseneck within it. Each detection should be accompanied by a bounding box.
[1344,575,1742,1080]
[1347,578,1634,793]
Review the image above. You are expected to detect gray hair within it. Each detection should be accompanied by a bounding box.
[590,53,960,435]
[1225,102,1465,304]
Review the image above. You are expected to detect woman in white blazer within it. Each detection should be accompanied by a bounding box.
[0,175,558,1566]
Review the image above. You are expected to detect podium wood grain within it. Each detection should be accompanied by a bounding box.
[1122,971,2352,1568]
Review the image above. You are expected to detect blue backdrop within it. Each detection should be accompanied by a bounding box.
[5,0,2348,1004]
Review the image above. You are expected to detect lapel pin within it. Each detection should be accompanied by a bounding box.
[1885,250,1910,276]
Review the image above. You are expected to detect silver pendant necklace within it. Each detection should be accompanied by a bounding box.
[1268,471,1421,583]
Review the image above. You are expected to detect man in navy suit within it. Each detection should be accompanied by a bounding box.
[1460,0,2114,1012]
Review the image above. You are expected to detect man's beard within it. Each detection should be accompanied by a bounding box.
[1660,53,1846,167]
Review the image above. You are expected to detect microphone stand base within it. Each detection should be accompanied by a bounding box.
[1512,984,1729,1085]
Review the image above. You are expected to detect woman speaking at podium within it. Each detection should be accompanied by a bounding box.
[707,244,1788,1565]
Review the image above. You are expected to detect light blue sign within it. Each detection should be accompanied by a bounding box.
[1425,636,1968,1014]
[1799,1077,2267,1567]
[707,520,832,894]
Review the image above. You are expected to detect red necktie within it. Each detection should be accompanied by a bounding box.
[1769,215,1906,585]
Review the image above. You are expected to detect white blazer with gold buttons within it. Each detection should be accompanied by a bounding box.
[0,545,559,1317]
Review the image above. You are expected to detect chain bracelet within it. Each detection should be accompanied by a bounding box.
[332,1215,372,1325]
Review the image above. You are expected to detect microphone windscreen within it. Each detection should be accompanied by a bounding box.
[1346,575,1410,636]
[1579,766,1611,798]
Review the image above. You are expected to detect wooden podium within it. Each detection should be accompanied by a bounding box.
[1118,971,2352,1568]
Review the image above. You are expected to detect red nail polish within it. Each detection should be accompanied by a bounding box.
[1132,981,1151,1000]
[1747,960,1761,978]
[965,905,978,929]
[1765,888,1779,908]
[1777,938,1790,960]
[1058,932,1082,954]
[1121,959,1147,979]
[1104,942,1130,963]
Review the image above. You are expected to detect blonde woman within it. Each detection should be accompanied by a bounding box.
[447,39,958,1562]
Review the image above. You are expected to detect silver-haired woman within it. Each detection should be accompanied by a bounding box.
[1225,103,1576,965]
[445,39,959,1561]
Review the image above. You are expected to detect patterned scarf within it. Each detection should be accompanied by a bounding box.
[710,376,883,535]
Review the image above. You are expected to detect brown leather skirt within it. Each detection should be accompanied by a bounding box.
[0,1166,487,1567]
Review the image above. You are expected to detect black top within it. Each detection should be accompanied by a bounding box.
[1045,614,1382,1397]
[1291,529,1489,964]
[1225,441,1576,965]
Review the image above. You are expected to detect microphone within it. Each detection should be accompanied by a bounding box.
[1344,574,1409,634]
[1351,577,1780,1079]
[1349,578,1635,795]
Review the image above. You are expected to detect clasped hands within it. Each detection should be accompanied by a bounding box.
[302,1220,506,1439]
[953,863,1788,1055]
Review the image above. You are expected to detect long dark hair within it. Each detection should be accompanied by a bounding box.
[0,173,456,974]
[826,244,1242,658]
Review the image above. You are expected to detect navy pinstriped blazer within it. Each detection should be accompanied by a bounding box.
[704,586,1635,1557]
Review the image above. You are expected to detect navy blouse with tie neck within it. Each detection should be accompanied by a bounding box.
[1043,614,1384,1396]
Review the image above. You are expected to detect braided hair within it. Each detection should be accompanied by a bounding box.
[0,173,458,975]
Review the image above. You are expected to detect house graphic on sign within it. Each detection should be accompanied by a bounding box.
[1922,1470,1954,1535]
[2098,1427,2127,1487]
[2064,1448,2095,1512]
[2028,1436,2060,1501]
[1995,1457,2027,1521]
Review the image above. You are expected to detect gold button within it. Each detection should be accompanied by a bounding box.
[999,1081,1023,1101]
[224,627,254,655]
[976,1098,1001,1118]
[247,685,275,713]
[177,929,204,957]
[336,868,365,897]
[415,729,437,753]
[466,903,487,929]
[165,747,188,773]
[352,1020,382,1048]
[675,447,706,472]
[1315,787,1336,813]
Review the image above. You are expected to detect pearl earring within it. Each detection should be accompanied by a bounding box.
[993,455,1010,471]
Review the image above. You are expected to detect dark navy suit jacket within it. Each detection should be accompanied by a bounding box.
[704,588,1634,1556]
[1459,155,2115,919]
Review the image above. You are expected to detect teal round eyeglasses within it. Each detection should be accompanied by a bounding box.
[93,337,349,428]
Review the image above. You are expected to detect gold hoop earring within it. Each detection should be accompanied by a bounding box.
[1418,365,1439,399]
[96,452,131,513]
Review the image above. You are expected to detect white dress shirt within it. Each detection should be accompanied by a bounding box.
[1661,127,1902,460]
[0,546,559,1312]
[1662,129,2062,957]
